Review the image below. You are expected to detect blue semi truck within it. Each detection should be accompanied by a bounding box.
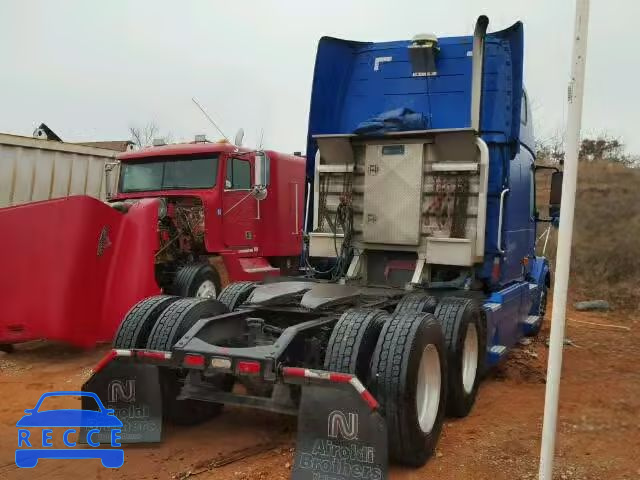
[84,16,561,480]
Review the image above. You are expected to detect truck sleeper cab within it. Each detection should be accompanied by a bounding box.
[84,16,559,480]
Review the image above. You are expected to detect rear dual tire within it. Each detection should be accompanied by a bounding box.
[147,297,233,425]
[115,296,233,426]
[146,297,228,351]
[113,295,180,349]
[394,293,438,315]
[217,281,256,311]
[371,312,448,466]
[324,308,388,379]
[433,298,485,418]
[325,308,448,467]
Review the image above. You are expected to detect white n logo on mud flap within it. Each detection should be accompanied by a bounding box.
[108,379,136,403]
[327,410,358,440]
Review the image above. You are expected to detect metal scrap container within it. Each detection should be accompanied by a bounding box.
[0,133,117,208]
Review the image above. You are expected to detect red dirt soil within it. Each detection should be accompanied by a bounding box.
[1,305,638,480]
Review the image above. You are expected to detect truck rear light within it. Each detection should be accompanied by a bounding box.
[210,357,232,369]
[183,354,205,367]
[237,360,261,375]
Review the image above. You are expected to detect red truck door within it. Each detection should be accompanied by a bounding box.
[222,156,257,249]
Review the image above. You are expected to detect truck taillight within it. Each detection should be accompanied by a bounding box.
[183,354,205,367]
[237,361,261,375]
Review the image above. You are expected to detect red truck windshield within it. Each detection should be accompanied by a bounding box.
[119,154,219,193]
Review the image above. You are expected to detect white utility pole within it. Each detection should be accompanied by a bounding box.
[539,1,590,479]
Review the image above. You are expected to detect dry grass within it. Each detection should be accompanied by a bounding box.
[537,161,640,309]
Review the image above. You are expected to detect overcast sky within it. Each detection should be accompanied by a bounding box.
[1,1,638,154]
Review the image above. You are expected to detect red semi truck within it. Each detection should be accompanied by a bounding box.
[0,141,305,348]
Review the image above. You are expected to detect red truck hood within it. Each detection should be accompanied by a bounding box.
[0,195,161,347]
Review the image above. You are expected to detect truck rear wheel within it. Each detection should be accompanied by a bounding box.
[371,312,447,466]
[172,263,221,299]
[113,296,179,349]
[394,293,438,314]
[324,308,388,380]
[146,298,232,425]
[217,281,256,311]
[433,297,485,417]
[147,297,229,351]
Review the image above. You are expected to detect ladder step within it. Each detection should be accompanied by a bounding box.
[525,315,540,325]
[487,345,507,365]
[483,302,501,312]
[490,345,507,355]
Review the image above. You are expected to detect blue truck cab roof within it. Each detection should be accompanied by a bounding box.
[305,21,525,174]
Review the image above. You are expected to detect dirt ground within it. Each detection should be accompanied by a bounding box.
[1,304,638,480]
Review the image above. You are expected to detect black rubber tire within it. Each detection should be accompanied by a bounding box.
[433,297,486,418]
[217,281,256,311]
[113,296,180,348]
[324,309,388,380]
[171,263,221,298]
[146,298,232,425]
[370,312,447,467]
[146,298,229,351]
[394,293,439,315]
[527,284,547,337]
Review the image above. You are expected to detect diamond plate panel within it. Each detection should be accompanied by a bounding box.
[362,143,424,245]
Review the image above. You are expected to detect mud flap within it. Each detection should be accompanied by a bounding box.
[81,359,163,443]
[292,384,388,480]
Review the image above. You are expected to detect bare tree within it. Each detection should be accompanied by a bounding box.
[579,135,631,165]
[536,132,639,168]
[536,130,566,165]
[129,122,173,148]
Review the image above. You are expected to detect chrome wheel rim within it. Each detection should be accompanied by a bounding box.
[462,323,479,394]
[416,344,441,433]
[195,280,216,299]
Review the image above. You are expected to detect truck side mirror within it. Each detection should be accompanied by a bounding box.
[254,152,270,188]
[252,152,269,201]
[549,170,563,218]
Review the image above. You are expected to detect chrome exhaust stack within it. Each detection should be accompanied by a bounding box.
[470,15,489,132]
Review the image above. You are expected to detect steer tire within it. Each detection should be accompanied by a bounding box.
[146,298,232,425]
[324,309,388,380]
[433,297,486,418]
[394,293,439,315]
[171,263,221,299]
[217,281,257,311]
[113,296,180,349]
[370,312,447,467]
